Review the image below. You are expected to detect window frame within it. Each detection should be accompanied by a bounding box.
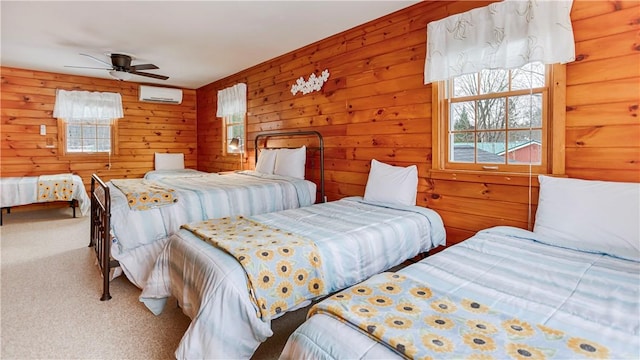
[57,118,118,156]
[222,113,246,156]
[432,63,566,176]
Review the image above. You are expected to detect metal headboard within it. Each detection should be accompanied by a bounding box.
[254,130,325,203]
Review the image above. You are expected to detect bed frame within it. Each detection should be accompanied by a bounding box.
[0,200,77,226]
[89,130,325,300]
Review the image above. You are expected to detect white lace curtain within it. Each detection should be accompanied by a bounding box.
[53,89,123,124]
[216,83,247,117]
[424,0,575,84]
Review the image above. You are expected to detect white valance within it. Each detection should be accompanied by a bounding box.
[424,0,575,84]
[53,89,124,124]
[216,83,247,117]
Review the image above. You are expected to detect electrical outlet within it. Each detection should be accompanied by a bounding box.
[40,124,46,136]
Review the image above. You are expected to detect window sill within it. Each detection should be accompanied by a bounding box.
[62,152,111,157]
[429,169,566,187]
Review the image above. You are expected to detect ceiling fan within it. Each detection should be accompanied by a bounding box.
[66,53,169,81]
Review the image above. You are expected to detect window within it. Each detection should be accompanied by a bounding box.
[433,63,565,174]
[60,119,115,154]
[53,89,123,156]
[223,113,245,155]
[217,83,247,156]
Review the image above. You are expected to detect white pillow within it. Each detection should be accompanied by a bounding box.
[154,153,184,170]
[534,175,640,261]
[363,159,418,206]
[255,149,277,175]
[274,146,306,179]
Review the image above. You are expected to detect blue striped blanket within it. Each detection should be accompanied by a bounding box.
[285,226,639,359]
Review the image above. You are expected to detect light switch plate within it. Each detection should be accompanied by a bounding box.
[40,124,46,135]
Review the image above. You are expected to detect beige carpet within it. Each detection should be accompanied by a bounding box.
[0,207,309,360]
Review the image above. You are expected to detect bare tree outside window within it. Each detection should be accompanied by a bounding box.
[447,62,546,167]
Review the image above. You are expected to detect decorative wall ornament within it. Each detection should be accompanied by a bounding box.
[290,69,330,95]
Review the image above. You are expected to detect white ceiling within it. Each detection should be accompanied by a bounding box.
[1,1,418,89]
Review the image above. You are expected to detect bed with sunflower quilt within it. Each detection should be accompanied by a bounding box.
[95,170,317,292]
[280,176,640,359]
[91,131,326,301]
[139,196,446,359]
[0,174,90,225]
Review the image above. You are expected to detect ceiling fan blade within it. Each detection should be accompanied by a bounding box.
[131,71,169,80]
[79,53,113,68]
[64,65,111,70]
[130,64,159,71]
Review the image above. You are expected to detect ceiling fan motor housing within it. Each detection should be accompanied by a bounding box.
[111,54,132,71]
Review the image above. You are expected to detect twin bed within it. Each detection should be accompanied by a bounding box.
[140,196,445,358]
[90,131,324,300]
[0,173,90,225]
[280,175,640,359]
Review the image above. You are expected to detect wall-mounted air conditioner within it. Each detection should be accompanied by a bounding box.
[138,85,183,104]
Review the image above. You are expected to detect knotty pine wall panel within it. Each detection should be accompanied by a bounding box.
[1,67,197,203]
[566,0,640,184]
[186,0,633,250]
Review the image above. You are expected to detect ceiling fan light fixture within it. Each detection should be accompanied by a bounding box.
[109,70,132,81]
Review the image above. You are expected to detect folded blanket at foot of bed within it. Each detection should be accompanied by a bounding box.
[312,271,619,359]
[37,174,74,202]
[110,178,177,211]
[182,216,326,320]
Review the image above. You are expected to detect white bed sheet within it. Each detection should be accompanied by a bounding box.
[0,174,90,216]
[280,226,640,359]
[109,171,316,288]
[139,197,446,359]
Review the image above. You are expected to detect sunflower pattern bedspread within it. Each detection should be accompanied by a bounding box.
[110,178,177,211]
[312,271,617,359]
[37,174,74,202]
[182,216,326,320]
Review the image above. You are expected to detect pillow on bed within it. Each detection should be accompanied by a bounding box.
[363,159,418,206]
[255,149,277,175]
[154,153,184,170]
[274,146,306,179]
[534,175,640,261]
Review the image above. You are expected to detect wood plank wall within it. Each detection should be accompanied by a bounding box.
[1,67,197,210]
[197,0,640,249]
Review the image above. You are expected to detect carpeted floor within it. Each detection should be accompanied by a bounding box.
[0,207,309,359]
